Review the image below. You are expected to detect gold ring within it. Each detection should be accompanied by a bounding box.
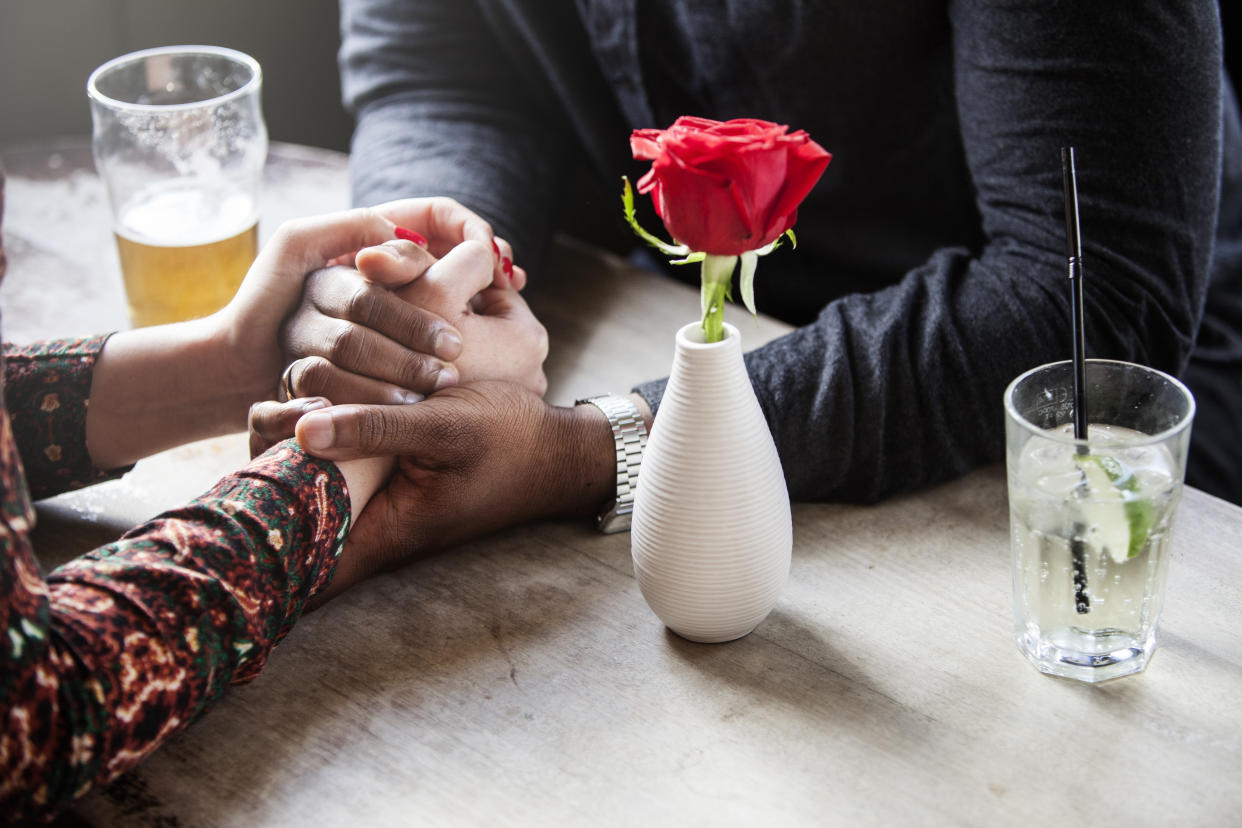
[280,362,297,401]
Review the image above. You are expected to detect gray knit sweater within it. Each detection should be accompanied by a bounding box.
[339,0,1242,503]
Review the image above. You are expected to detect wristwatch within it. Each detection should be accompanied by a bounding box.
[575,394,648,534]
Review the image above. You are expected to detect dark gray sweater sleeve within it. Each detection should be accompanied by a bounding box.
[338,0,574,274]
[635,0,1223,503]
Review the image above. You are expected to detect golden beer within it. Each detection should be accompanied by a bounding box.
[113,184,258,328]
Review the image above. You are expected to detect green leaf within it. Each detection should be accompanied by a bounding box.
[620,177,690,259]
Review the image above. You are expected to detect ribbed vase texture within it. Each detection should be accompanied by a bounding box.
[631,322,792,643]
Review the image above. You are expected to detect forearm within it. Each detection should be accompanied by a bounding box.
[1,440,350,821]
[4,335,135,498]
[85,317,272,468]
[637,0,1223,504]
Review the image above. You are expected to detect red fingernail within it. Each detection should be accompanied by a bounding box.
[502,256,514,277]
[491,239,500,260]
[395,226,428,247]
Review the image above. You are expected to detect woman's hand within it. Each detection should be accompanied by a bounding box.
[373,197,526,291]
[86,207,407,468]
[388,239,546,394]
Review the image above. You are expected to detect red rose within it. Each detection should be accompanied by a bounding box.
[630,116,831,256]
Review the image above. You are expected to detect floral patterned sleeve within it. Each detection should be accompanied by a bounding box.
[0,342,353,823]
[2,335,133,500]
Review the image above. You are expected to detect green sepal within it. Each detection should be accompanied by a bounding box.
[749,229,796,260]
[621,177,691,258]
[738,250,759,318]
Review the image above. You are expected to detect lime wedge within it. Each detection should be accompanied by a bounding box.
[1075,454,1156,562]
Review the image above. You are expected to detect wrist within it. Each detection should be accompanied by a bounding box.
[337,455,395,524]
[570,393,649,533]
[87,318,260,466]
[541,401,624,520]
[210,307,283,402]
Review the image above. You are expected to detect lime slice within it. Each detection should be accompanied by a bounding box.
[1075,459,1130,564]
[1075,454,1156,562]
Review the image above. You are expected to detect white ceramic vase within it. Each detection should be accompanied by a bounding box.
[631,322,792,643]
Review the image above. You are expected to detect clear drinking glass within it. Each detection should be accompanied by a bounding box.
[1005,359,1195,682]
[88,45,267,327]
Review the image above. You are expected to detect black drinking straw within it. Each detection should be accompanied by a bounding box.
[1061,146,1091,614]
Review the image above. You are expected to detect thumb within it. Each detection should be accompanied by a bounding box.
[419,240,495,307]
[295,402,432,460]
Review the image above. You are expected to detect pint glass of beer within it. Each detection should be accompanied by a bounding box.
[88,46,267,327]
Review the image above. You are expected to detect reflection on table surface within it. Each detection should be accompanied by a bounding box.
[4,139,1242,827]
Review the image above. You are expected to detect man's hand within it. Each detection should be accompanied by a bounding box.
[291,382,618,601]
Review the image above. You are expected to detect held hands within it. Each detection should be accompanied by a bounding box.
[246,200,561,600]
[252,380,649,603]
[292,383,619,603]
[277,232,547,408]
[222,197,527,523]
[212,196,520,408]
[87,201,491,469]
[250,213,548,455]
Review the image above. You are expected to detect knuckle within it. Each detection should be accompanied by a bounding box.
[398,353,441,390]
[303,267,330,293]
[325,322,367,365]
[458,238,491,260]
[279,309,311,354]
[421,280,456,308]
[293,356,336,396]
[349,205,378,224]
[247,401,269,431]
[420,407,483,465]
[360,409,406,454]
[341,281,384,325]
[270,218,300,246]
[399,281,454,319]
[434,196,492,231]
[400,308,438,349]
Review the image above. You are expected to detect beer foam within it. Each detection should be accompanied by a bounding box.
[118,182,256,247]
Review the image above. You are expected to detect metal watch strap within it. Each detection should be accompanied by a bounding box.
[575,394,648,534]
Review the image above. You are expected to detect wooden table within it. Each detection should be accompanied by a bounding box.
[4,141,1241,828]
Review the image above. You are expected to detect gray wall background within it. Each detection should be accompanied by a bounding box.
[0,0,354,151]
